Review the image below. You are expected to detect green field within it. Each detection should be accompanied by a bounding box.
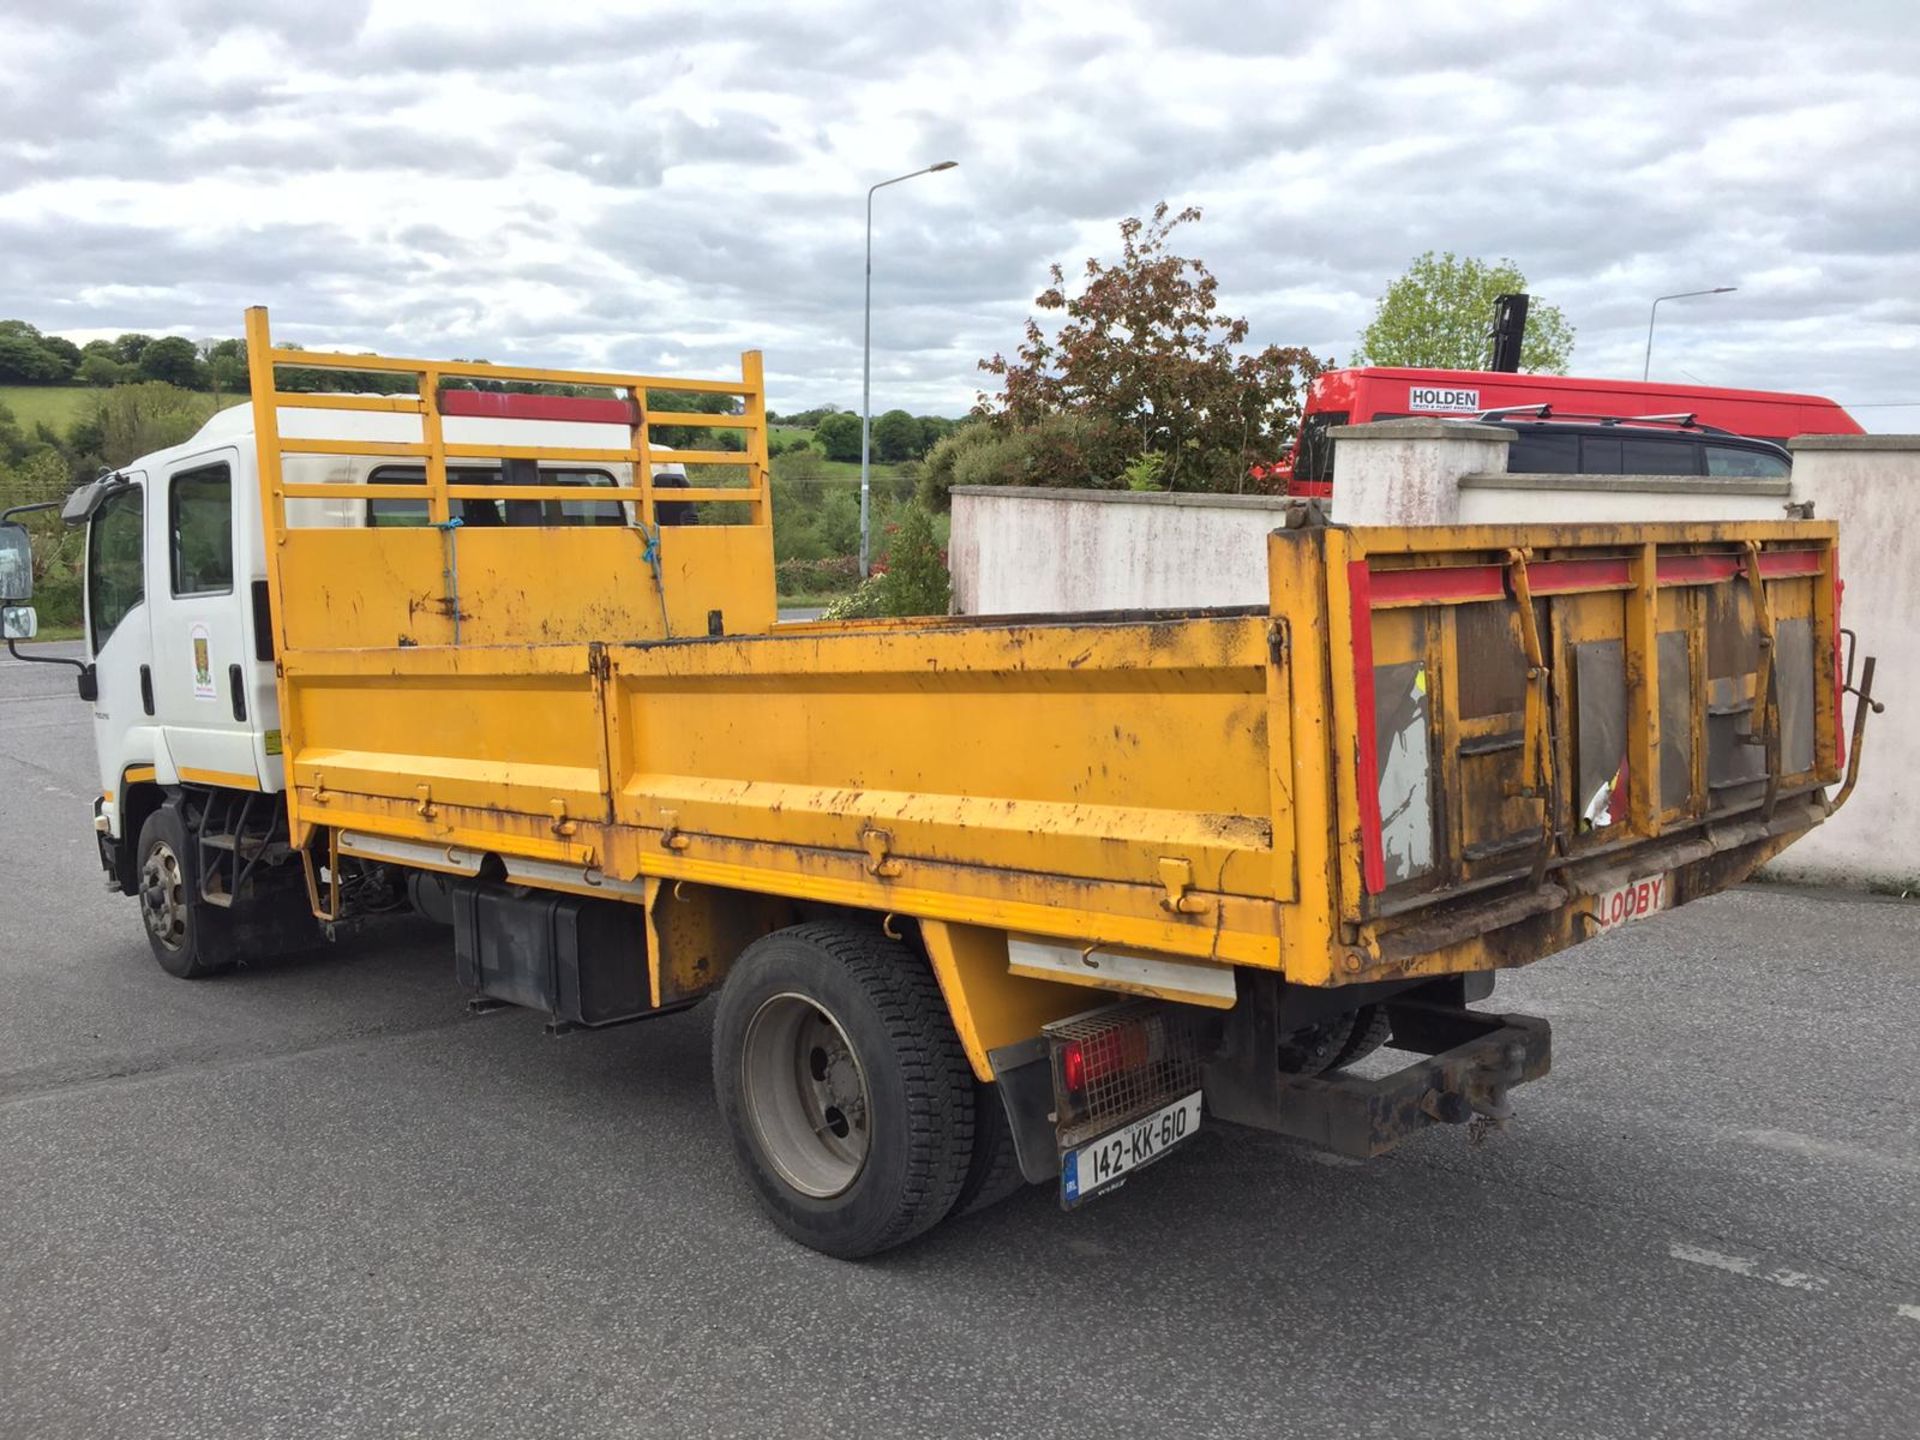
[0,385,96,431]
[778,455,911,486]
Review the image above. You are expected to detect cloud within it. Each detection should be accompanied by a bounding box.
[0,0,1915,420]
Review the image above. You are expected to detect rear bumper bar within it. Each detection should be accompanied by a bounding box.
[991,991,1553,1182]
[1227,1002,1551,1159]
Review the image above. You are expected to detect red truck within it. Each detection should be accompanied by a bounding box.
[1271,367,1866,497]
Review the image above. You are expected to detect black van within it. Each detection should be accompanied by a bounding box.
[1495,417,1791,479]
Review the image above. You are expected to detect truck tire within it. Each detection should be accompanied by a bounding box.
[1277,1004,1392,1075]
[949,1081,1032,1219]
[1326,1004,1392,1071]
[1277,1010,1357,1074]
[712,922,976,1258]
[135,807,233,979]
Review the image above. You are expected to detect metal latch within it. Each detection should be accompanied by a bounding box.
[862,827,904,878]
[1158,857,1211,915]
[549,800,577,837]
[659,808,691,851]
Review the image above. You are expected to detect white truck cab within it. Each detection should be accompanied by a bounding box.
[22,397,690,927]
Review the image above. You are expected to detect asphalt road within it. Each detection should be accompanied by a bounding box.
[3,642,1917,1439]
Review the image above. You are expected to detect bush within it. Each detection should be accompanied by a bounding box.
[82,382,217,469]
[31,562,82,629]
[1016,412,1129,489]
[875,503,950,616]
[919,423,1016,509]
[774,555,861,597]
[820,574,887,621]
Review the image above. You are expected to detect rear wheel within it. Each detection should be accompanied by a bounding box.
[1325,1005,1392,1071]
[713,923,975,1258]
[949,1081,1032,1218]
[1277,1004,1390,1075]
[136,807,232,979]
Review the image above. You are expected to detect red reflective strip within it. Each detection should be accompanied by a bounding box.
[1656,549,1825,585]
[1367,564,1505,606]
[437,391,634,424]
[1347,560,1387,894]
[1526,557,1632,594]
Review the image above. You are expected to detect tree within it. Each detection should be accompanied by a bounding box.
[76,353,130,387]
[137,335,207,388]
[915,415,956,455]
[0,332,68,383]
[110,333,155,365]
[1353,251,1575,373]
[871,409,919,463]
[39,335,82,373]
[644,388,736,450]
[979,203,1327,491]
[202,338,248,396]
[814,411,863,463]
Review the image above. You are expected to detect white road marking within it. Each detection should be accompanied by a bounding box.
[1897,1304,1920,1324]
[1732,1128,1920,1176]
[1304,1151,1365,1169]
[1668,1242,1829,1292]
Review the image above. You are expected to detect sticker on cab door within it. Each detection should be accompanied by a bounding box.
[191,623,215,698]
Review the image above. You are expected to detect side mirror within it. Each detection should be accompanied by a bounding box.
[0,521,30,602]
[1,604,37,640]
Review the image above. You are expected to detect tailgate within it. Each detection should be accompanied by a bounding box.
[1271,520,1842,983]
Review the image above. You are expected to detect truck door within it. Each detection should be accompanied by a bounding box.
[84,474,156,811]
[146,447,260,789]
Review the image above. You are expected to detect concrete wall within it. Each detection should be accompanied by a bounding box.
[1455,474,1794,525]
[1331,418,1514,526]
[1759,436,1920,890]
[948,487,1291,614]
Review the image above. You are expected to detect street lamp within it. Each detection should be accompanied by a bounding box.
[1643,287,1737,381]
[861,159,958,576]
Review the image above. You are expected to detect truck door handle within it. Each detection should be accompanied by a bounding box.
[139,663,154,716]
[228,664,247,722]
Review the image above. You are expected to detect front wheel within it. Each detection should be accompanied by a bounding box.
[136,807,232,979]
[712,923,976,1258]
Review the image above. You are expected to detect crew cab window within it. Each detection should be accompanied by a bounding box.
[88,487,144,653]
[365,466,624,528]
[1705,444,1790,479]
[1507,430,1577,473]
[1579,436,1622,474]
[169,463,233,595]
[1619,437,1701,475]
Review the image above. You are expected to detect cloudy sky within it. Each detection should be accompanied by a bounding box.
[2,0,1916,422]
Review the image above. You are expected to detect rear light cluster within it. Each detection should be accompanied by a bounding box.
[1057,1022,1156,1098]
[1046,1001,1203,1142]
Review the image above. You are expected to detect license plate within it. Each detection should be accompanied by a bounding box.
[1592,872,1672,933]
[1060,1091,1203,1207]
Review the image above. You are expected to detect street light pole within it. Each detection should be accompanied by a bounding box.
[1643,286,1737,382]
[861,159,957,577]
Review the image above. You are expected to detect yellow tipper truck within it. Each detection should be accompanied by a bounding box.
[0,308,1879,1256]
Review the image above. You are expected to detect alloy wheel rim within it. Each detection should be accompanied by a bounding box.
[741,992,872,1198]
